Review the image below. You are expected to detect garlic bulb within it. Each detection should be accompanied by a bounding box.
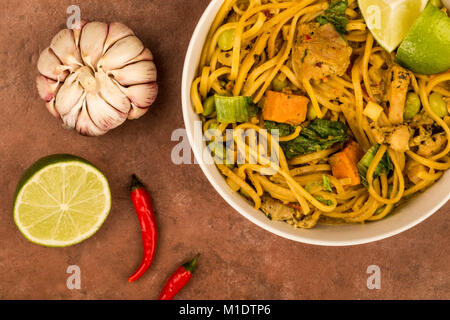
[36,22,158,136]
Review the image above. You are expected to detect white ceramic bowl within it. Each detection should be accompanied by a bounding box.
[181,0,450,246]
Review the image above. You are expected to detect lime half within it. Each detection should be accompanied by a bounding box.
[358,0,428,52]
[396,3,450,75]
[13,155,111,247]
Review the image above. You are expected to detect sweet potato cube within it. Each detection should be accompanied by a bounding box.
[329,141,364,186]
[262,90,309,125]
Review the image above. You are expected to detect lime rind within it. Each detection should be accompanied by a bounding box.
[13,155,111,247]
[396,3,450,75]
[358,0,428,52]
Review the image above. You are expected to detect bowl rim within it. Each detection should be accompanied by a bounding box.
[181,0,450,246]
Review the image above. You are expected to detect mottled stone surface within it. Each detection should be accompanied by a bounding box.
[0,0,448,300]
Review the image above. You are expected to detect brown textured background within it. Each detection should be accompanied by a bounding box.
[0,0,448,300]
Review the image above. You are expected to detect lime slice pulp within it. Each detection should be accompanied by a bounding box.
[13,154,111,247]
[396,3,450,75]
[358,0,428,52]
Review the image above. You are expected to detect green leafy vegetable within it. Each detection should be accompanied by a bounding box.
[264,121,297,137]
[215,95,258,123]
[305,181,322,193]
[271,76,289,91]
[304,176,332,193]
[209,121,219,130]
[202,96,216,117]
[314,196,333,206]
[247,102,259,118]
[316,0,348,35]
[357,144,393,187]
[208,141,234,169]
[322,175,332,192]
[280,119,348,159]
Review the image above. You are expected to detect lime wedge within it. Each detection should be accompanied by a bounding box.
[396,3,450,75]
[358,0,428,52]
[13,155,111,247]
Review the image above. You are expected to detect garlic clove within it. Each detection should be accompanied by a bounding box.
[36,75,61,102]
[103,22,135,54]
[73,20,88,48]
[96,69,131,113]
[76,65,99,94]
[98,36,144,71]
[61,95,85,130]
[55,73,85,116]
[80,22,108,70]
[127,48,154,64]
[50,29,83,71]
[128,103,149,120]
[86,93,127,131]
[75,101,108,136]
[109,61,157,86]
[119,82,158,108]
[45,98,61,119]
[37,47,69,81]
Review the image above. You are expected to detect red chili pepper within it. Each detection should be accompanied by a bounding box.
[262,9,272,18]
[158,254,200,300]
[128,174,157,283]
[305,34,312,40]
[286,203,302,211]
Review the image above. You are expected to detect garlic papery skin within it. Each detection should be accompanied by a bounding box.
[103,22,135,54]
[86,93,127,131]
[126,48,154,64]
[61,94,84,129]
[73,20,88,48]
[128,104,149,120]
[50,29,83,71]
[37,48,69,81]
[98,36,144,71]
[36,21,158,136]
[45,99,60,119]
[76,101,108,136]
[118,82,158,108]
[109,61,157,86]
[36,75,60,102]
[55,73,85,117]
[80,22,108,70]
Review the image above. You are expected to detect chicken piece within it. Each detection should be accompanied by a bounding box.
[370,124,391,145]
[409,111,434,129]
[406,159,428,184]
[293,211,321,229]
[370,124,411,152]
[388,65,410,124]
[315,81,345,102]
[410,126,432,147]
[292,23,352,81]
[417,133,446,157]
[387,125,411,152]
[260,196,296,221]
[369,66,383,85]
[368,51,393,104]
